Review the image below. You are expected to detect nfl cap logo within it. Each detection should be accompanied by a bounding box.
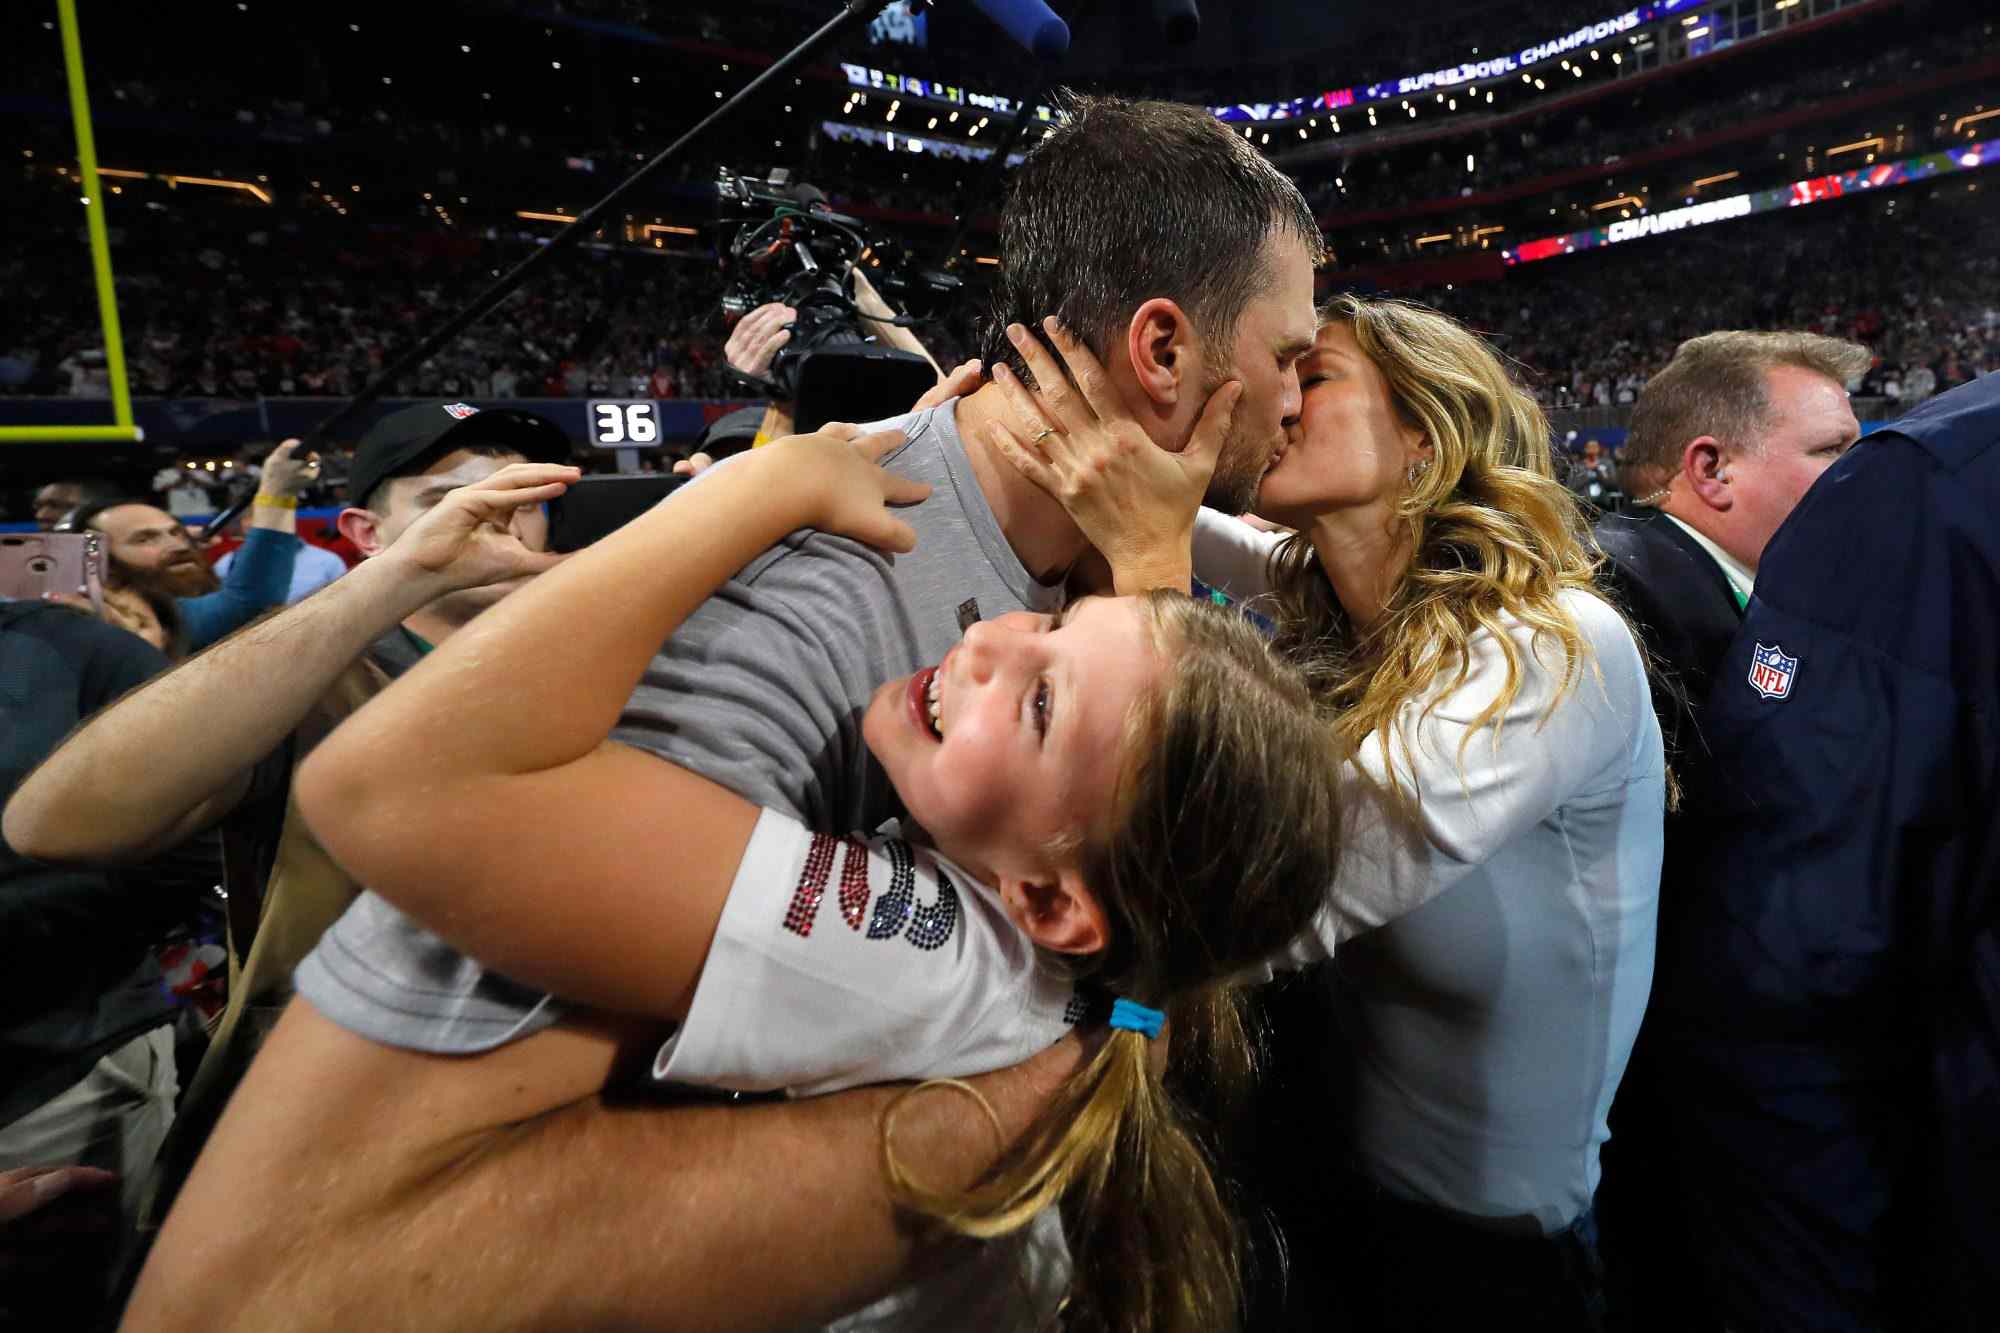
[442,403,479,420]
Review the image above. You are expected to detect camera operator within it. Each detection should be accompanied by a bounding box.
[698,266,977,477]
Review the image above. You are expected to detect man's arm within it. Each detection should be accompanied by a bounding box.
[176,440,317,650]
[124,1000,1087,1333]
[850,266,940,373]
[2,465,575,866]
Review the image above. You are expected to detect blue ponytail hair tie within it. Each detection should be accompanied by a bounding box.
[1108,998,1166,1040]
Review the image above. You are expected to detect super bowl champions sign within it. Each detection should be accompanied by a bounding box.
[1210,0,1704,122]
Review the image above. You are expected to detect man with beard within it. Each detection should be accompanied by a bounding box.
[67,441,314,656]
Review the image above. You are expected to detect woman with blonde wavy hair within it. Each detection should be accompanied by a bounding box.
[984,294,1666,1331]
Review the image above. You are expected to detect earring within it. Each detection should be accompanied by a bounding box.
[1407,457,1433,485]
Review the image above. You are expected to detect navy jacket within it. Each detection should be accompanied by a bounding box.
[0,602,174,1125]
[1655,374,2000,1332]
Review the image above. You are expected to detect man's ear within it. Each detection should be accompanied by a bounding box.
[335,506,387,558]
[1681,436,1732,512]
[1124,298,1195,412]
[998,869,1109,957]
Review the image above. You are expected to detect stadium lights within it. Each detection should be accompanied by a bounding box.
[1448,98,1456,110]
[1612,52,1623,63]
[517,210,574,223]
[1486,91,1494,103]
[1682,14,1701,24]
[1687,27,1709,38]
[1466,154,1475,171]
[1415,233,1451,247]
[1829,137,1885,157]
[1693,170,1741,187]
[1955,109,2000,133]
[1534,79,1545,89]
[97,169,274,205]
[1592,194,1644,211]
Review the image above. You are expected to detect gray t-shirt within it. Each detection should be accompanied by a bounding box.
[295,400,1065,1053]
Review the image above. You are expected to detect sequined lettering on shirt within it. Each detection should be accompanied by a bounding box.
[781,833,838,937]
[866,839,918,939]
[837,837,872,931]
[905,866,960,951]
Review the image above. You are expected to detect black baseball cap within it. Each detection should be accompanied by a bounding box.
[698,405,767,460]
[347,401,571,507]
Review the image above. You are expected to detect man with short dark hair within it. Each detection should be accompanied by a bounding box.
[120,95,1323,1332]
[32,479,119,531]
[1592,328,1870,1332]
[984,95,1325,516]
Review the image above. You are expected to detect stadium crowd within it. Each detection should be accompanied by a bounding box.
[1421,183,2000,409]
[1292,16,1994,217]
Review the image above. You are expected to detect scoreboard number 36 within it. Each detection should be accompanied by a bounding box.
[588,400,662,447]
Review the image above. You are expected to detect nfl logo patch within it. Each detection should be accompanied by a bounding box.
[441,402,479,420]
[1748,642,1798,700]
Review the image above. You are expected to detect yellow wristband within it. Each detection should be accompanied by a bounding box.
[751,430,772,448]
[254,492,299,510]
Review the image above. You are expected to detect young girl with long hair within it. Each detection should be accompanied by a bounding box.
[984,296,1666,1330]
[292,424,1345,1333]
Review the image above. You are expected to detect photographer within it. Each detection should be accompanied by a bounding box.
[706,251,950,472]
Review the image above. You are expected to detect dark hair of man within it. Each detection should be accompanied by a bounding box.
[980,94,1325,380]
[360,442,523,516]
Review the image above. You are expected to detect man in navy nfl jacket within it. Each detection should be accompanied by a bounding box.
[1652,370,1999,1333]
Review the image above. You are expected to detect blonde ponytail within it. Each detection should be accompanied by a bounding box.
[882,593,1346,1332]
